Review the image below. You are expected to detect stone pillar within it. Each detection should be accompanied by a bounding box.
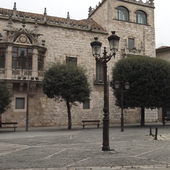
[5,45,12,79]
[32,47,38,77]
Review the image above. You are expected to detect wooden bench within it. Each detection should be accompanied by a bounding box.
[163,113,170,125]
[0,122,18,132]
[82,120,100,129]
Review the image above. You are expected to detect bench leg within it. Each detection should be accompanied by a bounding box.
[97,123,99,128]
[83,124,85,129]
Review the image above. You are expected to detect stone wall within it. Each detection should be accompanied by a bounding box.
[0,0,157,127]
[91,0,155,59]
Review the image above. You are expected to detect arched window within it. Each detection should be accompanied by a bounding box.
[135,10,147,24]
[116,6,129,21]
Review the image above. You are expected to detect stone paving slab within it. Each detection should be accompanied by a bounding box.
[4,165,170,170]
[1,123,170,170]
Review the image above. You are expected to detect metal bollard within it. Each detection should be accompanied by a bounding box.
[150,126,152,135]
[155,127,158,140]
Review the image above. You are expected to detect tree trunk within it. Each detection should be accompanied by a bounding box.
[66,100,72,129]
[141,107,145,126]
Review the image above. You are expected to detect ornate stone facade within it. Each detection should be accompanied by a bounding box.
[0,0,156,127]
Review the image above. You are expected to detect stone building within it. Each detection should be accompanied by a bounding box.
[0,0,156,127]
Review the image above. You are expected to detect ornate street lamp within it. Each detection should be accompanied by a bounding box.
[90,31,120,151]
[18,76,39,131]
[115,81,130,132]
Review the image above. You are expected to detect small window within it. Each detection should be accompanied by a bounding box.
[96,59,103,82]
[16,98,25,109]
[83,100,90,109]
[116,6,129,21]
[135,10,147,24]
[128,38,134,50]
[66,57,77,65]
[0,48,6,68]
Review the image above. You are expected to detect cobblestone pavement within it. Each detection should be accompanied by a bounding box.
[0,123,170,170]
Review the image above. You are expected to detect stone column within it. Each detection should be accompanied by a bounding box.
[32,47,38,77]
[5,45,12,79]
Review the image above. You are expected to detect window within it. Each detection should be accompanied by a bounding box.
[66,57,77,65]
[116,6,129,21]
[0,48,6,68]
[128,38,134,50]
[135,10,147,24]
[38,52,45,71]
[96,59,104,82]
[83,100,90,109]
[16,98,25,109]
[12,47,33,69]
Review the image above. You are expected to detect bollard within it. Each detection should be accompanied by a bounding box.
[155,127,158,140]
[149,126,152,135]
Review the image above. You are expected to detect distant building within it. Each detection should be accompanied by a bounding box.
[156,46,170,61]
[0,0,156,127]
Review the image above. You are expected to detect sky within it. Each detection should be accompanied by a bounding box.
[0,0,169,48]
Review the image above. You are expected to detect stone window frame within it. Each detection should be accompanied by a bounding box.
[95,58,104,84]
[81,97,93,111]
[83,100,90,109]
[116,6,129,22]
[128,38,135,50]
[13,93,27,112]
[0,42,46,79]
[135,10,147,25]
[66,56,77,65]
[15,97,25,109]
[12,46,33,70]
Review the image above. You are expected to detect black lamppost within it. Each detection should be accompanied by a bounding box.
[18,76,38,131]
[90,31,120,151]
[115,81,130,132]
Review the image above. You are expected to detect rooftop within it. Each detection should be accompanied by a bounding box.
[0,3,106,33]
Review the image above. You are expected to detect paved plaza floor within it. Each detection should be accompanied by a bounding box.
[0,123,170,170]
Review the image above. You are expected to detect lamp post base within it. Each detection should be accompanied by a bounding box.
[102,146,110,151]
[102,113,110,151]
[121,117,124,132]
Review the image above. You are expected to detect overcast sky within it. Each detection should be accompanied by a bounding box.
[0,0,169,48]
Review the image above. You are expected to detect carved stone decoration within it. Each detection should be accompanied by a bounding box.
[4,18,43,45]
[29,83,36,97]
[14,34,31,44]
[24,71,32,76]
[121,39,144,58]
[0,69,5,74]
[38,71,44,77]
[6,83,13,92]
[13,2,17,17]
[149,0,154,5]
[7,16,13,30]
[138,0,143,3]
[19,82,24,92]
[34,20,39,33]
[12,69,20,75]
